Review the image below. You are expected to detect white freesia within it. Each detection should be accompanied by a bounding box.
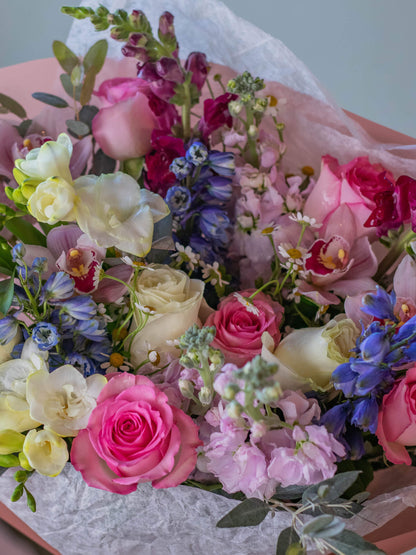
[73,172,170,257]
[28,176,77,224]
[0,326,22,364]
[26,364,107,436]
[23,428,68,477]
[0,338,48,432]
[130,265,205,366]
[15,133,73,184]
[261,316,358,391]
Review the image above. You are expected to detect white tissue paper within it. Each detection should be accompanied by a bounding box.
[1,0,416,553]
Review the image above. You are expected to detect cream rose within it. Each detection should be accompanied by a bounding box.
[130,265,205,366]
[261,317,358,391]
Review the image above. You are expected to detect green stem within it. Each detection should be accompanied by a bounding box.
[181,82,192,141]
[248,280,279,300]
[374,228,416,282]
[244,105,259,168]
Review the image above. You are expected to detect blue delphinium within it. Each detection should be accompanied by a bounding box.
[165,185,192,215]
[331,286,416,434]
[0,316,20,345]
[32,322,60,351]
[41,272,74,303]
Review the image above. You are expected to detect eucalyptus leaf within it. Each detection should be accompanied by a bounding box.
[60,74,82,101]
[15,119,33,138]
[273,484,307,501]
[52,40,79,74]
[302,471,361,505]
[90,148,116,175]
[66,119,90,137]
[317,497,363,519]
[324,530,386,555]
[5,217,46,246]
[32,92,69,108]
[0,271,15,316]
[70,65,84,87]
[0,93,27,119]
[216,498,270,528]
[79,105,99,128]
[301,515,345,539]
[276,528,304,555]
[80,68,97,106]
[83,39,108,74]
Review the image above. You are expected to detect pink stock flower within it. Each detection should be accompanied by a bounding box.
[205,290,283,366]
[92,78,156,160]
[304,155,394,236]
[71,373,201,494]
[276,391,321,426]
[376,367,416,465]
[267,425,345,487]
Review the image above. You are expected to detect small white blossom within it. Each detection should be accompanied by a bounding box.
[288,212,322,228]
[201,261,229,287]
[233,293,260,315]
[134,302,156,315]
[97,303,113,323]
[171,243,200,271]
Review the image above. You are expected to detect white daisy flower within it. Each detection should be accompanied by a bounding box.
[233,293,260,315]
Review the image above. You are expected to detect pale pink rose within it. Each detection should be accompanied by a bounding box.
[92,78,156,160]
[205,290,283,366]
[376,367,416,465]
[71,373,201,494]
[304,155,394,236]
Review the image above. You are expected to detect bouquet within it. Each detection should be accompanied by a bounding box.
[1,2,416,553]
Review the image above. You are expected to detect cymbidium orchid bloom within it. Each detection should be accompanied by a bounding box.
[26,364,107,437]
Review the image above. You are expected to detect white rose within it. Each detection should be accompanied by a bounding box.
[28,176,76,224]
[130,264,205,366]
[26,364,107,437]
[23,428,68,477]
[261,317,358,391]
[73,172,169,257]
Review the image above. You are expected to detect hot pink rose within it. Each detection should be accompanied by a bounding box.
[92,78,156,160]
[376,367,416,465]
[304,155,394,236]
[71,373,201,494]
[205,290,283,366]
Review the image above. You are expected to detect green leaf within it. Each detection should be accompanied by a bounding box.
[0,93,27,119]
[302,471,361,505]
[66,119,90,137]
[32,92,69,108]
[70,65,84,87]
[60,73,82,101]
[83,39,108,74]
[11,483,24,502]
[273,485,307,501]
[216,498,270,528]
[276,528,304,555]
[80,68,97,106]
[5,217,46,246]
[0,271,15,316]
[25,488,36,512]
[52,40,79,74]
[324,530,386,555]
[0,454,20,468]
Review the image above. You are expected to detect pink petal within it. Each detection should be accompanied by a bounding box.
[0,120,21,178]
[46,224,83,260]
[70,136,93,179]
[93,263,133,303]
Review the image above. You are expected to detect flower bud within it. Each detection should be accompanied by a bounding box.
[226,400,242,419]
[178,379,195,399]
[199,386,213,406]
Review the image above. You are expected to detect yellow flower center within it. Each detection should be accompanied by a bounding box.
[23,138,33,150]
[301,165,315,177]
[287,248,302,259]
[268,95,278,107]
[261,226,275,235]
[109,353,125,368]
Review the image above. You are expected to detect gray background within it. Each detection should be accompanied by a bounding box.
[0,0,415,137]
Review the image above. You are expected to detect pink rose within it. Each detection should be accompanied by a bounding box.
[71,373,201,494]
[92,78,156,160]
[205,290,283,366]
[304,155,394,236]
[376,367,416,465]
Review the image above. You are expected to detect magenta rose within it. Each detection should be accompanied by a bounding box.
[205,290,283,366]
[71,373,201,494]
[304,155,394,236]
[376,367,416,465]
[145,131,186,196]
[92,78,156,160]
